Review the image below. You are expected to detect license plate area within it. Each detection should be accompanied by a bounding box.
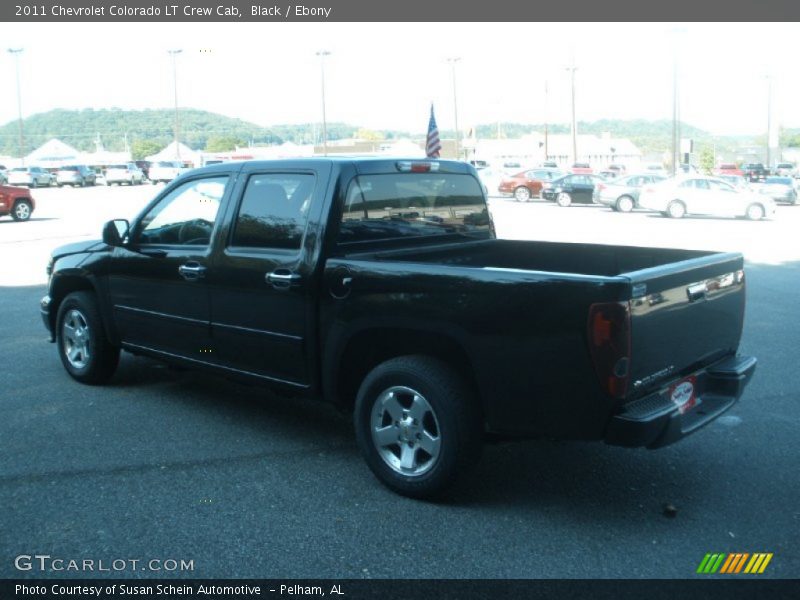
[669,375,699,414]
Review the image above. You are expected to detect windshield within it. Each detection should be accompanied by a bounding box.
[765,177,792,185]
[338,173,491,245]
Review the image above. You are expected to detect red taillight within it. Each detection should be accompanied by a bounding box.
[587,302,631,399]
[396,161,439,173]
[596,183,606,192]
[642,186,655,194]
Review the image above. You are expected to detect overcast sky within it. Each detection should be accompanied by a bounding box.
[0,22,797,137]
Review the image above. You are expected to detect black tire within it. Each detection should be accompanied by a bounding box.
[354,355,482,499]
[746,203,765,221]
[556,192,572,207]
[30,180,38,189]
[56,291,120,384]
[667,200,686,219]
[11,200,32,221]
[513,186,531,202]
[616,195,635,213]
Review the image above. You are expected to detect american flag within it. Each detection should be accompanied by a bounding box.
[425,104,442,158]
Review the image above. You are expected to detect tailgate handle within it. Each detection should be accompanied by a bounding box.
[687,283,706,302]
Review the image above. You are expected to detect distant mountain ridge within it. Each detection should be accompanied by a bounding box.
[0,108,760,159]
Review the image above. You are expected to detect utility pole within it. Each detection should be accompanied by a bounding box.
[566,62,578,165]
[544,80,549,160]
[446,57,461,160]
[766,74,772,168]
[316,50,331,156]
[7,48,25,165]
[168,49,182,161]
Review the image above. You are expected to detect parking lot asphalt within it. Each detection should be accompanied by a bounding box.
[1,185,798,578]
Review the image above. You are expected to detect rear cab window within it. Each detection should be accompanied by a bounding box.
[337,172,491,245]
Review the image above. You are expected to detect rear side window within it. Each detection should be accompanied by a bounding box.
[338,173,490,245]
[230,173,315,250]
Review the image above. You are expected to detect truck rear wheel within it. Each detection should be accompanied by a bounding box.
[56,291,120,384]
[354,355,482,499]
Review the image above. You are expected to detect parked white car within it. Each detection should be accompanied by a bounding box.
[105,163,145,186]
[638,176,776,220]
[148,161,188,184]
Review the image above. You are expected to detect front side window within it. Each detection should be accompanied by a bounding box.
[138,176,228,245]
[230,173,315,250]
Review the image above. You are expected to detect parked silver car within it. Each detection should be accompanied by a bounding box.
[7,166,54,188]
[756,176,797,204]
[56,165,96,187]
[594,173,668,212]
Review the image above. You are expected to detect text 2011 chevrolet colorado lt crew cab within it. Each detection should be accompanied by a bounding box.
[41,158,757,498]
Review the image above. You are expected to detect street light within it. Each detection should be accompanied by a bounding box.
[670,26,687,176]
[446,57,461,160]
[316,50,331,156]
[543,80,549,160]
[565,61,578,165]
[167,49,182,160]
[765,73,773,168]
[7,48,25,165]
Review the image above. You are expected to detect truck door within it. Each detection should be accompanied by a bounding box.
[207,165,327,389]
[107,175,231,360]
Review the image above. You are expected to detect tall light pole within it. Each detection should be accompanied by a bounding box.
[670,26,686,176]
[765,74,773,168]
[316,50,331,156]
[7,48,25,165]
[543,80,549,161]
[167,49,182,161]
[446,57,461,160]
[566,62,578,165]
[672,51,679,175]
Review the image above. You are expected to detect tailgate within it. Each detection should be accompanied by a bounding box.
[625,252,746,397]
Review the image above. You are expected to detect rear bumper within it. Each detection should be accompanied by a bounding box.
[604,355,757,449]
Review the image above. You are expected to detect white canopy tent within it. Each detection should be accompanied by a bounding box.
[145,141,201,166]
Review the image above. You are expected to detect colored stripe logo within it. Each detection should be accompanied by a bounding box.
[697,553,773,574]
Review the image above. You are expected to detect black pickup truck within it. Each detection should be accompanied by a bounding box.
[741,162,770,183]
[41,158,757,498]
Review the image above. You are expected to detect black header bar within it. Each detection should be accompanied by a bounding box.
[2,0,799,22]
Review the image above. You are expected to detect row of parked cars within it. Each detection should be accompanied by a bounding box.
[0,161,189,188]
[483,163,796,220]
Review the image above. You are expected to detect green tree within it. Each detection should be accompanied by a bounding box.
[355,128,385,141]
[698,146,715,174]
[205,135,244,152]
[131,139,164,160]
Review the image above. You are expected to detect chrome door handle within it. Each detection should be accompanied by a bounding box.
[178,263,207,280]
[266,270,302,289]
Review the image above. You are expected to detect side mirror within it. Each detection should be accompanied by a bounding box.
[102,219,129,247]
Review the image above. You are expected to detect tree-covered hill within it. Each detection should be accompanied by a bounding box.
[0,108,759,160]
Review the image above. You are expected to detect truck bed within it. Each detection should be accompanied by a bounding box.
[365,238,721,278]
[337,238,746,413]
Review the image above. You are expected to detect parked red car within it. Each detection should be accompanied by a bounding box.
[497,167,564,201]
[714,163,743,177]
[0,184,35,221]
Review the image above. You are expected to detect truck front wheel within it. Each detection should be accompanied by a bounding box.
[354,355,482,499]
[56,291,120,384]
